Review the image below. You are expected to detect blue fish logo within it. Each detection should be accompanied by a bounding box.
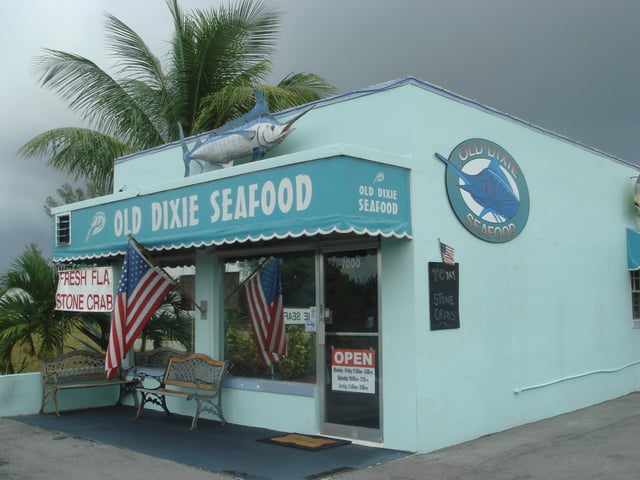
[435,152,519,222]
[85,211,106,242]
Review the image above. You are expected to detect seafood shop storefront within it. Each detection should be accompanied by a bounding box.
[51,78,640,454]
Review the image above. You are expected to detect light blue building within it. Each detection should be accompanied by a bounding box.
[50,77,640,453]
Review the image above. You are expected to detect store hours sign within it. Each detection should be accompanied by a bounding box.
[331,348,376,394]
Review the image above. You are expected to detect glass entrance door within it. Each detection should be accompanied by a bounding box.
[320,248,381,442]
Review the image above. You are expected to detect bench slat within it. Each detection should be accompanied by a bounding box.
[55,379,136,390]
[136,387,215,399]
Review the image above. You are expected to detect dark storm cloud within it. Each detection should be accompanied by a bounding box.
[271,0,640,161]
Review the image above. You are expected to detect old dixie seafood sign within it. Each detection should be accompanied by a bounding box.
[435,139,529,243]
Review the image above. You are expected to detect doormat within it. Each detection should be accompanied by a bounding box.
[258,433,351,451]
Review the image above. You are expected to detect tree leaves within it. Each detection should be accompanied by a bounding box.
[21,0,335,196]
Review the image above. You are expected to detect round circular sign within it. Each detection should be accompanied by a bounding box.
[437,138,529,243]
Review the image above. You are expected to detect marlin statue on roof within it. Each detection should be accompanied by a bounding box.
[179,89,311,176]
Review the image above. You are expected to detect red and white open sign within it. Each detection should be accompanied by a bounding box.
[331,348,376,394]
[331,348,375,368]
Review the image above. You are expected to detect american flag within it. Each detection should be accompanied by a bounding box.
[105,238,174,379]
[440,240,455,265]
[243,258,286,368]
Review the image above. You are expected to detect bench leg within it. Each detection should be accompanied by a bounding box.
[53,388,61,416]
[118,382,139,409]
[189,409,199,431]
[135,393,145,420]
[40,387,61,415]
[40,388,53,415]
[190,396,226,430]
[136,392,171,420]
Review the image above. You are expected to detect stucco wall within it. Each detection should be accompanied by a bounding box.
[0,372,130,417]
[82,80,640,453]
[377,84,640,452]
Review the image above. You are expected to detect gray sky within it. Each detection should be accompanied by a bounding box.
[1,0,639,272]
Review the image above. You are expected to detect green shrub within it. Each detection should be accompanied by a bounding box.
[224,325,316,382]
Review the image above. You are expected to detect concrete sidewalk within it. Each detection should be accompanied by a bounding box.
[342,392,640,480]
[2,393,640,479]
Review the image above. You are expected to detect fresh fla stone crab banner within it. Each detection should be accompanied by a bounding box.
[53,156,412,261]
[55,266,113,312]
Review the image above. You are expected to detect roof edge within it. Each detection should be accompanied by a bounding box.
[113,76,636,170]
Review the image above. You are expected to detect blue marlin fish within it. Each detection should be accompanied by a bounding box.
[435,152,519,222]
[179,89,311,176]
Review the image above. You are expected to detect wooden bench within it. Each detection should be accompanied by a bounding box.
[135,353,228,430]
[40,350,139,415]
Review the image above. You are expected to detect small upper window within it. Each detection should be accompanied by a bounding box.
[630,270,640,327]
[56,213,71,246]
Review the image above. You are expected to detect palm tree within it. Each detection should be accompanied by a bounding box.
[0,245,193,373]
[19,0,335,195]
[44,182,95,216]
[0,245,63,373]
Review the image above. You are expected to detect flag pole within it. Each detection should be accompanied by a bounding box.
[224,257,271,303]
[128,236,175,282]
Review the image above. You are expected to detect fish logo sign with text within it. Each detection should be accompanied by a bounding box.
[436,139,529,243]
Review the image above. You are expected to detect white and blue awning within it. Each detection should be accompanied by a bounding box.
[53,156,412,262]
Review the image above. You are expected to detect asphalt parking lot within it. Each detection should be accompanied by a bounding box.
[3,393,640,479]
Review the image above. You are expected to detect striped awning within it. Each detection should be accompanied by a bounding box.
[52,156,412,262]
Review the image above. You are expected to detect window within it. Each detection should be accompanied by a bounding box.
[56,213,71,246]
[631,270,640,323]
[134,267,195,354]
[223,253,316,383]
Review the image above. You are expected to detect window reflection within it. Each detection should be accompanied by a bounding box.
[223,254,317,383]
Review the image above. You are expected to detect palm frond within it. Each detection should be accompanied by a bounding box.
[272,73,337,107]
[31,49,163,146]
[191,85,260,133]
[105,14,167,89]
[192,75,336,134]
[171,0,280,131]
[19,127,132,195]
[105,14,178,145]
[72,320,108,352]
[22,0,336,205]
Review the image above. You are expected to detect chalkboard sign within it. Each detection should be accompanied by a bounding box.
[428,262,460,330]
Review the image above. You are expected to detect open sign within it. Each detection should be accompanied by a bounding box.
[332,348,375,368]
[331,348,376,394]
